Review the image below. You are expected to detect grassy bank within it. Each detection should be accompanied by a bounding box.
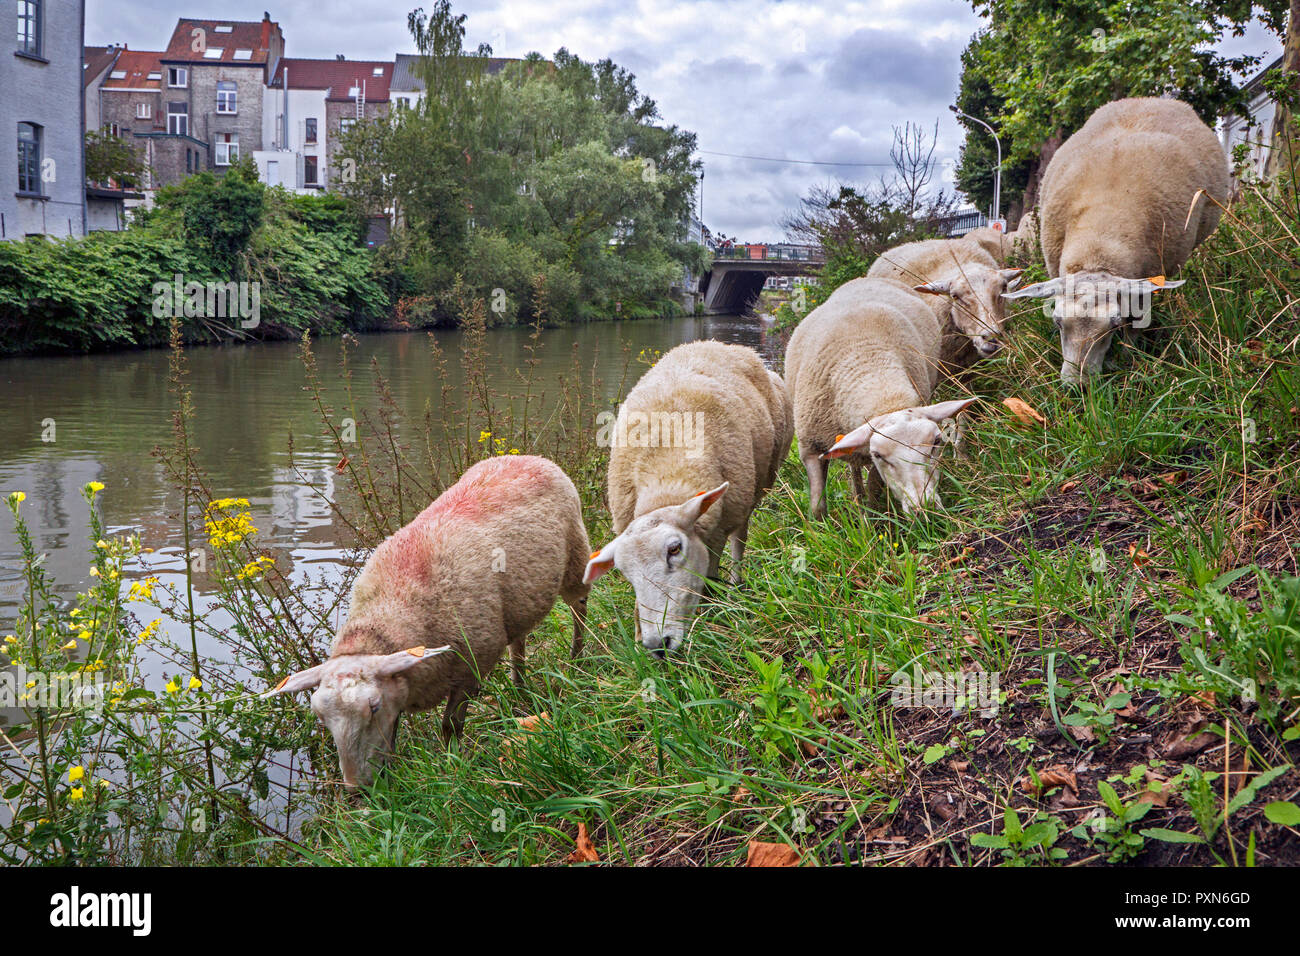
[3,180,1297,867]
[306,183,1300,866]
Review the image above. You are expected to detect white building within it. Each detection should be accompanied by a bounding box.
[1221,54,1283,182]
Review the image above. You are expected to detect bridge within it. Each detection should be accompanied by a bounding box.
[699,243,824,313]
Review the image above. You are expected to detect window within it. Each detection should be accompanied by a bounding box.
[146,71,161,82]
[136,102,152,120]
[339,118,356,134]
[17,1,41,57]
[202,47,223,60]
[215,132,238,166]
[372,67,383,76]
[109,70,126,80]
[216,81,237,114]
[168,67,187,88]
[304,155,318,186]
[167,102,188,136]
[17,122,41,194]
[186,149,192,174]
[214,24,232,32]
[106,123,121,137]
[347,86,359,98]
[304,117,317,144]
[233,49,252,60]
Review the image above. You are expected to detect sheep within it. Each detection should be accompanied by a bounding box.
[961,226,1011,265]
[1003,97,1229,385]
[267,454,591,788]
[867,238,1024,372]
[584,340,793,657]
[784,275,977,518]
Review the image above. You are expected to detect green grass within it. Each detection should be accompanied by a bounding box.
[303,184,1300,867]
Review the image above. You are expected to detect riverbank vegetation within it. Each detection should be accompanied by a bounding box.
[4,170,1298,865]
[0,162,389,354]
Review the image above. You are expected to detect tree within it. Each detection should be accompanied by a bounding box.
[1264,1,1300,181]
[85,129,146,189]
[958,0,1289,214]
[953,32,1033,224]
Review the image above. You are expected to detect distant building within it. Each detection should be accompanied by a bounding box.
[390,52,528,110]
[1221,53,1283,181]
[83,43,122,132]
[2,0,88,239]
[261,57,393,192]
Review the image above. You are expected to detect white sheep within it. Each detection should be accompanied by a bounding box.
[584,340,793,657]
[1004,97,1229,384]
[961,226,1011,265]
[784,275,976,518]
[867,237,1023,371]
[267,454,591,787]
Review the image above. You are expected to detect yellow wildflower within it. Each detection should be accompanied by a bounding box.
[86,481,105,493]
[8,491,26,504]
[165,679,180,694]
[69,787,84,801]
[68,766,84,784]
[189,676,202,691]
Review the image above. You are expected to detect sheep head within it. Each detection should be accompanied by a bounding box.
[266,645,450,788]
[823,398,977,513]
[916,267,1024,357]
[1004,273,1184,386]
[583,482,728,658]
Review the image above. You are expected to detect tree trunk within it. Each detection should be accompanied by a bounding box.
[1020,132,1064,219]
[1264,0,1300,182]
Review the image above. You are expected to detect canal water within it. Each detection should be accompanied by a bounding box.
[0,312,780,715]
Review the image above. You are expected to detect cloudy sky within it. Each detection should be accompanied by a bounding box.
[88,0,1283,241]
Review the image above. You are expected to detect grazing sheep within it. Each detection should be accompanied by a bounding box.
[784,275,977,518]
[1005,212,1039,262]
[1004,97,1229,385]
[267,454,591,787]
[584,340,793,657]
[867,238,1023,372]
[961,226,1011,265]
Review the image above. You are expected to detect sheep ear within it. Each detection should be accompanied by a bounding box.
[823,423,874,460]
[1002,278,1062,299]
[583,539,619,585]
[999,268,1025,290]
[375,645,450,677]
[915,397,979,424]
[675,482,729,526]
[264,663,327,697]
[914,281,952,297]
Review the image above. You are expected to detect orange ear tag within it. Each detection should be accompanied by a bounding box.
[406,646,426,657]
[589,550,601,559]
[1144,275,1167,287]
[835,434,846,442]
[274,675,290,691]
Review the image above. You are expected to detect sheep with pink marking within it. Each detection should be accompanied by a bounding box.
[267,454,591,788]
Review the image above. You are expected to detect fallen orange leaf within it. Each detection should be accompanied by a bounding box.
[1003,397,1046,427]
[567,823,600,864]
[746,840,801,867]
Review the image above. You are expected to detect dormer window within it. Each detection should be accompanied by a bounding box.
[214,24,233,33]
[233,49,253,60]
[203,47,224,60]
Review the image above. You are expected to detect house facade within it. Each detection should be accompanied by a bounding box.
[2,0,88,239]
[1221,54,1283,182]
[259,57,392,192]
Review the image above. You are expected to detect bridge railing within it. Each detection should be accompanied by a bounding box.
[710,243,825,263]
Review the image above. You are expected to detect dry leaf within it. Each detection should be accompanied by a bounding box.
[747,840,802,867]
[1020,765,1077,796]
[1059,481,1079,494]
[1128,542,1152,568]
[1003,397,1046,427]
[567,823,600,864]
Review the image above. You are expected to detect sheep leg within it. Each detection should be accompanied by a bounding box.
[728,521,749,586]
[568,596,588,659]
[867,465,884,509]
[441,683,475,742]
[508,640,526,690]
[804,455,829,519]
[849,464,866,502]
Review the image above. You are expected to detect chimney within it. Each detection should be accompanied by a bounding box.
[336,54,344,61]
[260,13,271,49]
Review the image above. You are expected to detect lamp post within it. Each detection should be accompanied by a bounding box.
[950,105,1002,227]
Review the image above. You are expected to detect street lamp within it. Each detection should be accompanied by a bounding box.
[950,105,1002,227]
